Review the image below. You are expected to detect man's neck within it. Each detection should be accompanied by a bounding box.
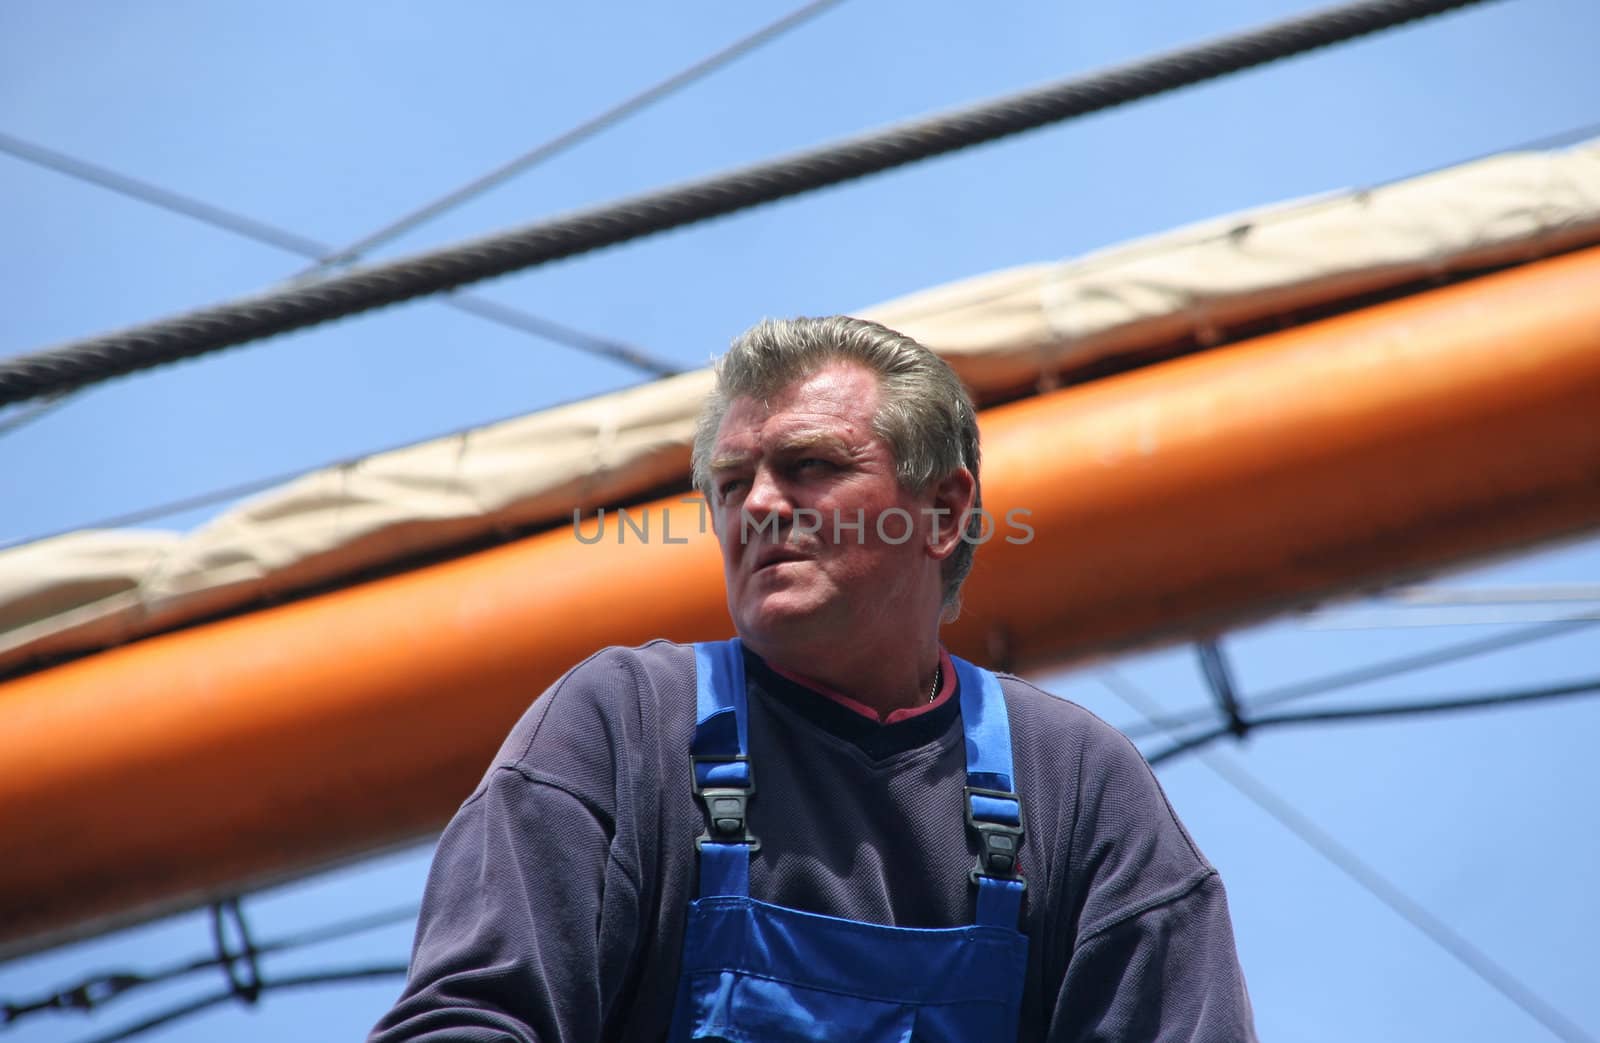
[762,646,956,725]
[747,634,943,716]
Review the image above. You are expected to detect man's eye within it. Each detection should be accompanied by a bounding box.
[796,458,835,473]
[718,478,747,498]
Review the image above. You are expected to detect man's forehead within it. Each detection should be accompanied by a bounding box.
[716,367,883,457]
[710,421,853,464]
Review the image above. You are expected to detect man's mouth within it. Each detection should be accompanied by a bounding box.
[754,547,813,572]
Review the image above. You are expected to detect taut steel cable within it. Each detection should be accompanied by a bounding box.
[0,0,1502,407]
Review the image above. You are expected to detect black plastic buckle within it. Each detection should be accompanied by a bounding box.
[691,754,760,851]
[966,785,1025,889]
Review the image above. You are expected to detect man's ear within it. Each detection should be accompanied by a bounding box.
[925,467,977,563]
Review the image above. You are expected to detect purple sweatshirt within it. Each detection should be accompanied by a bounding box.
[369,640,1256,1041]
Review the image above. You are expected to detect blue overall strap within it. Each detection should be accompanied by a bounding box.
[692,640,757,898]
[950,654,1026,928]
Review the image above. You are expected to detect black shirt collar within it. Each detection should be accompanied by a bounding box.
[741,646,961,762]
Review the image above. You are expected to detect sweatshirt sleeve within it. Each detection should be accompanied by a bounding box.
[1051,872,1256,1042]
[368,650,657,1043]
[1045,721,1257,1042]
[366,768,640,1042]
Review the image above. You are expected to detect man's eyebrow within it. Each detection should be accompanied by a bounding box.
[709,451,752,473]
[709,432,848,473]
[772,431,850,455]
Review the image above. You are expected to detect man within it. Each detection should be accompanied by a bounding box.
[370,316,1256,1041]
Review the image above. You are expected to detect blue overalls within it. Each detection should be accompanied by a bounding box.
[668,639,1030,1042]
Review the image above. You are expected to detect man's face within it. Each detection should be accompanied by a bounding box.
[708,361,938,654]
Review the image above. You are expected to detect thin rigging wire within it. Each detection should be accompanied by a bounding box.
[0,0,848,432]
[1142,676,1600,766]
[1117,615,1600,739]
[0,130,679,378]
[0,375,655,552]
[0,391,72,438]
[255,904,419,956]
[872,117,1600,332]
[1303,605,1600,629]
[298,0,849,274]
[0,0,845,393]
[0,0,1507,408]
[1388,582,1600,605]
[1101,670,1599,1043]
[1384,116,1600,185]
[0,131,329,256]
[1,470,320,550]
[2,903,418,1026]
[67,966,409,1043]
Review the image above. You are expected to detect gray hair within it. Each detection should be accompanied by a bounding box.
[691,315,982,614]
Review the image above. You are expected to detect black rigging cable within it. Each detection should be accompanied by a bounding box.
[2,901,418,1027]
[0,0,844,392]
[67,965,410,1043]
[1143,676,1600,766]
[298,0,848,274]
[1103,671,1599,1043]
[0,0,1505,408]
[1196,640,1249,738]
[0,0,851,423]
[0,131,679,378]
[1117,615,1600,739]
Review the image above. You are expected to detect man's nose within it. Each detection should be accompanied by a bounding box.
[743,467,790,527]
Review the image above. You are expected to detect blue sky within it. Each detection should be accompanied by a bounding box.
[3,1,1599,1040]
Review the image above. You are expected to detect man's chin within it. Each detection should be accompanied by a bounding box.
[734,593,832,644]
